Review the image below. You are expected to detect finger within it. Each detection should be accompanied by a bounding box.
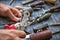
[14,37,23,40]
[0,31,15,40]
[9,30,26,38]
[10,7,22,18]
[0,30,25,40]
[6,9,20,22]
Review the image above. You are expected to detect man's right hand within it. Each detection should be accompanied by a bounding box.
[0,30,26,40]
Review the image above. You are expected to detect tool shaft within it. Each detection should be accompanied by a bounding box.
[52,31,60,35]
[22,0,34,5]
[50,23,60,26]
[50,5,60,12]
[30,1,44,7]
[23,30,60,40]
[10,0,14,5]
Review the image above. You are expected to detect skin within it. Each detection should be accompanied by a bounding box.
[0,3,26,40]
[0,3,22,22]
[0,30,26,40]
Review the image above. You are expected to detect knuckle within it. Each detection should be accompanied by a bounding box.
[4,8,10,12]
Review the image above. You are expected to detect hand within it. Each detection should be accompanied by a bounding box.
[0,3,22,22]
[0,30,26,40]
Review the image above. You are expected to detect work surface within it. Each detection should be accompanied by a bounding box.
[0,0,60,40]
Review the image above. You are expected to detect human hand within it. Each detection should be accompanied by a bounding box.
[0,30,26,40]
[0,3,22,22]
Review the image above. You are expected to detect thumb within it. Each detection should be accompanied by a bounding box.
[14,37,23,40]
[9,30,26,38]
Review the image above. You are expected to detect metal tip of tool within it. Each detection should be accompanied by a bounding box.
[50,23,60,26]
[52,31,60,35]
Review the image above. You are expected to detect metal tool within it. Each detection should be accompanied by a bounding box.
[41,5,60,14]
[22,0,35,5]
[9,0,14,5]
[27,13,51,25]
[22,30,60,40]
[29,1,44,7]
[15,6,24,10]
[49,23,60,26]
[15,11,34,31]
[20,1,45,14]
[23,5,60,22]
[24,22,60,34]
[34,23,60,32]
[21,1,44,12]
[36,13,52,23]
